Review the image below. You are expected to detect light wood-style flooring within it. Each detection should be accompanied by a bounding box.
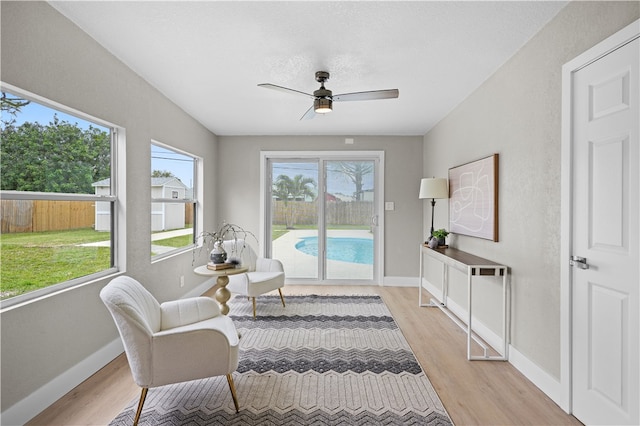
[27,286,582,425]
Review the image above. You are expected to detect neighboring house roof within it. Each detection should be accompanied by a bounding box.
[92,178,111,187]
[333,193,354,202]
[93,177,188,189]
[151,177,188,188]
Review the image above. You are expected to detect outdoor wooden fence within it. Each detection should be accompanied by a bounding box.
[2,199,356,233]
[272,200,373,226]
[1,200,194,233]
[1,200,95,233]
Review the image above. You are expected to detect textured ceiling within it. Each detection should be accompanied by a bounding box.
[50,1,567,136]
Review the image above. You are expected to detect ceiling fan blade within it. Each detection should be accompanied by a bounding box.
[300,105,316,120]
[333,89,399,102]
[258,83,314,98]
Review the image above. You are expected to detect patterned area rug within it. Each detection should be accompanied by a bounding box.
[110,294,453,425]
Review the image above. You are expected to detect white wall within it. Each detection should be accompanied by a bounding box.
[422,1,639,384]
[0,2,219,421]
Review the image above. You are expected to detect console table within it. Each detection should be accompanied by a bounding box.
[418,244,509,361]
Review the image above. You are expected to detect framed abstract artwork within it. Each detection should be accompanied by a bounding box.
[448,154,499,241]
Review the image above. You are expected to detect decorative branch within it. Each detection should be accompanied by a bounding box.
[192,221,258,265]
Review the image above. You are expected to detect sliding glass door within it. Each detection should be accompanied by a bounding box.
[265,152,381,283]
[324,160,375,280]
[270,160,319,279]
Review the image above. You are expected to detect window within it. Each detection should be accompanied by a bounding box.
[150,142,198,259]
[0,86,120,305]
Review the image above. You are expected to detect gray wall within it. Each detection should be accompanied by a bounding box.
[2,0,639,421]
[217,135,424,277]
[0,2,219,414]
[423,1,639,378]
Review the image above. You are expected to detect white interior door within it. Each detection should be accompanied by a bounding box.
[570,36,639,425]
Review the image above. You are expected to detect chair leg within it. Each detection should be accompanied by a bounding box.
[226,374,240,413]
[133,387,148,426]
[278,288,286,307]
[252,297,256,319]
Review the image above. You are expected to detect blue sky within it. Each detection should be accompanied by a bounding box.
[272,161,374,196]
[5,93,195,186]
[9,99,104,131]
[151,145,194,187]
[5,93,371,193]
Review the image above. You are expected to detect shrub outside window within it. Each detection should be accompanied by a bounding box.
[0,87,119,305]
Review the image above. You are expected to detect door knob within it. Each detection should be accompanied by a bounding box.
[570,255,590,270]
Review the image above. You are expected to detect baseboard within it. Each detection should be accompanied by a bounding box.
[1,338,124,426]
[441,293,506,354]
[4,276,565,425]
[283,276,416,287]
[0,281,217,426]
[382,276,417,287]
[508,346,566,411]
[421,277,566,411]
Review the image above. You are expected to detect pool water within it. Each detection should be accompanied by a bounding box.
[295,236,373,265]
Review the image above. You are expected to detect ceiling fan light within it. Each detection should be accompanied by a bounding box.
[314,98,332,113]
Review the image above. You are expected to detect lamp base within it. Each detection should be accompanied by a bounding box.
[430,198,437,237]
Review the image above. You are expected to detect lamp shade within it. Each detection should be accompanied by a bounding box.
[419,178,448,199]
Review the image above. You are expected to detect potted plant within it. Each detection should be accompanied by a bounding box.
[431,228,449,247]
[193,222,257,265]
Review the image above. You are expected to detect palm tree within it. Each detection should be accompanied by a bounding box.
[273,174,316,228]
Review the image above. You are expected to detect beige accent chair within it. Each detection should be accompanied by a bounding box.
[222,239,286,318]
[100,276,240,426]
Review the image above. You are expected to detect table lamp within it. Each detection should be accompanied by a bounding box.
[419,177,449,237]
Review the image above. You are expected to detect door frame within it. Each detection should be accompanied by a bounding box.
[560,19,640,414]
[259,150,385,284]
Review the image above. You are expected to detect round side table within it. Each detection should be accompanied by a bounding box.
[193,265,248,315]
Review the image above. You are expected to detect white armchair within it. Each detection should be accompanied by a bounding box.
[100,276,240,425]
[222,239,286,318]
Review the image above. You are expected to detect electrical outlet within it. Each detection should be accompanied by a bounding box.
[179,275,185,288]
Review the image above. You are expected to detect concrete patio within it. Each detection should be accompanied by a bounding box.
[80,228,374,279]
[272,229,373,281]
[80,228,194,255]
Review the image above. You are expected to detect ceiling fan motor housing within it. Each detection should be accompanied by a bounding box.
[314,71,332,113]
[315,71,330,83]
[313,87,332,98]
[258,69,398,119]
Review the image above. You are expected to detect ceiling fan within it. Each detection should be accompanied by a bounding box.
[258,71,399,120]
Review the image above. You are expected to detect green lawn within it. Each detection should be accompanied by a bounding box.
[153,234,194,248]
[271,225,291,241]
[2,224,370,300]
[1,228,111,300]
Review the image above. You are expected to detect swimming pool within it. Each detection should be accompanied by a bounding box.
[295,236,373,265]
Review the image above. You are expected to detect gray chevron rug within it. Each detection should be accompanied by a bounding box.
[110,294,453,425]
